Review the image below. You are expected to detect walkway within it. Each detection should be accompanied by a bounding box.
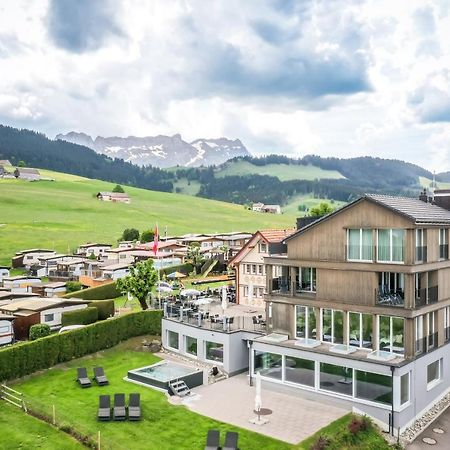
[408,406,450,449]
[181,373,350,444]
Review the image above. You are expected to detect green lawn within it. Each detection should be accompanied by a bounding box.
[11,337,292,450]
[172,177,202,195]
[216,161,345,182]
[0,403,83,449]
[283,194,347,215]
[0,169,295,266]
[419,176,450,190]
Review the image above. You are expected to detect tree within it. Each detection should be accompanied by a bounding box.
[112,184,125,193]
[187,242,204,274]
[66,281,82,293]
[309,201,334,217]
[141,230,155,243]
[121,228,140,241]
[18,160,26,167]
[116,259,158,310]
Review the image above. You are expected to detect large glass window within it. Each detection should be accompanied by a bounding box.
[415,315,424,354]
[347,229,373,261]
[427,359,442,387]
[185,336,197,356]
[377,229,405,263]
[296,305,318,339]
[167,330,179,350]
[378,316,405,355]
[400,373,410,406]
[355,371,392,405]
[439,229,448,260]
[205,341,223,363]
[321,309,344,344]
[296,268,316,292]
[254,351,282,380]
[349,312,372,349]
[285,357,315,387]
[319,363,353,396]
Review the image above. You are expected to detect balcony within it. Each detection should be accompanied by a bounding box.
[415,246,427,263]
[375,288,404,307]
[415,286,438,308]
[415,332,438,354]
[271,276,290,295]
[439,244,448,260]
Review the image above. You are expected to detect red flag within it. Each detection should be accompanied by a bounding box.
[153,224,159,256]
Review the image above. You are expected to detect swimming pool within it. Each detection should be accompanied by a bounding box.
[127,361,204,392]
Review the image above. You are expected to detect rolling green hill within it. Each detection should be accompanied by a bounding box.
[0,169,296,266]
[215,160,345,181]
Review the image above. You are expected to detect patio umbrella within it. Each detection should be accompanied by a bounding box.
[221,286,228,311]
[167,271,187,279]
[180,288,201,297]
[193,297,213,306]
[156,285,173,293]
[255,371,262,420]
[157,281,172,288]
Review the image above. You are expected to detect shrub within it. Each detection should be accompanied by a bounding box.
[29,324,51,340]
[0,310,163,381]
[64,282,120,300]
[62,307,98,326]
[348,416,367,435]
[90,299,115,320]
[66,281,82,293]
[310,435,330,450]
[159,263,193,276]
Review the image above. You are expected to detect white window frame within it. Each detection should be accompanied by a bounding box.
[378,315,405,355]
[259,242,268,253]
[377,229,405,264]
[320,308,344,344]
[297,267,316,293]
[348,312,373,350]
[295,305,317,340]
[347,229,373,262]
[427,359,443,391]
[44,313,54,323]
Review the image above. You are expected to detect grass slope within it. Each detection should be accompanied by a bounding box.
[419,176,450,190]
[0,169,295,265]
[216,161,345,182]
[282,194,347,215]
[0,403,83,449]
[12,337,292,450]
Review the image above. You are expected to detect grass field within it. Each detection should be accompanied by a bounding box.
[172,177,201,195]
[215,160,345,182]
[0,169,295,266]
[419,176,450,190]
[282,194,347,215]
[11,337,292,450]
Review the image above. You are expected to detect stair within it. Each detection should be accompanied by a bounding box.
[169,380,191,397]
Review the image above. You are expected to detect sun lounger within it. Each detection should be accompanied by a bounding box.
[113,393,127,421]
[93,367,109,386]
[128,393,141,421]
[97,395,111,421]
[204,429,220,450]
[223,431,239,450]
[76,367,92,388]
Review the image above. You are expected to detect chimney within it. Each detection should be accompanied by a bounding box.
[419,189,428,203]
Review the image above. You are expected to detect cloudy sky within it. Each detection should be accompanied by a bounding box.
[1,0,450,170]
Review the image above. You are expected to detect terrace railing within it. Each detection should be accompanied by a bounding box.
[415,286,439,308]
[375,288,405,307]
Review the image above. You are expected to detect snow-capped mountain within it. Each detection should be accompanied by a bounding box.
[55,132,250,168]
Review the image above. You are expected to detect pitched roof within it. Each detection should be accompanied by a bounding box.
[98,192,129,198]
[259,229,296,243]
[285,194,450,242]
[16,167,40,174]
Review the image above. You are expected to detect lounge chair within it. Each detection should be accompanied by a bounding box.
[76,367,92,388]
[223,431,239,450]
[204,429,220,450]
[93,367,109,386]
[128,393,141,421]
[113,393,127,421]
[97,395,111,421]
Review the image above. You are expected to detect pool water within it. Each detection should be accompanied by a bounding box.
[135,362,196,382]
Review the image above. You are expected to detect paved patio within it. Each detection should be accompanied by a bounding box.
[180,373,350,444]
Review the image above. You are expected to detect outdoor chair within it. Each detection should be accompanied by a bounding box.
[113,393,127,421]
[128,393,141,421]
[204,429,220,450]
[93,367,109,386]
[76,367,92,388]
[97,395,111,421]
[252,316,258,330]
[223,431,239,450]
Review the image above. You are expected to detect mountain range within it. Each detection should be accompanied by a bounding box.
[55,132,250,168]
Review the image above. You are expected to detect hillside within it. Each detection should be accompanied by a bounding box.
[0,169,295,266]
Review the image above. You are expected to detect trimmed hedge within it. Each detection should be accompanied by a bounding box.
[0,310,163,381]
[29,324,51,340]
[160,263,193,276]
[89,299,115,320]
[64,281,120,300]
[61,307,98,326]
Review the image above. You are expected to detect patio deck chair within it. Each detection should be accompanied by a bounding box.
[76,367,92,388]
[223,431,239,450]
[97,395,111,421]
[113,393,127,421]
[128,393,141,421]
[204,429,220,450]
[93,367,109,386]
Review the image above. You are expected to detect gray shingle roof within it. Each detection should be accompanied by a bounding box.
[366,194,450,224]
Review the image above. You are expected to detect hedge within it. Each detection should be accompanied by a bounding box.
[61,307,98,326]
[160,263,193,276]
[0,310,163,382]
[89,299,115,320]
[29,324,51,340]
[64,281,120,300]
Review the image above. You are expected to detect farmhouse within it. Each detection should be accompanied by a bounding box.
[96,192,130,203]
[0,297,89,339]
[14,167,41,181]
[252,202,281,214]
[0,314,14,345]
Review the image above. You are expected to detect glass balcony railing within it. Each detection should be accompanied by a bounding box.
[375,288,405,307]
[415,286,438,308]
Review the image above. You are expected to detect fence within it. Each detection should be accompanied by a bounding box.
[0,384,26,411]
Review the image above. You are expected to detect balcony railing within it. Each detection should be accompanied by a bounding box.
[271,277,290,294]
[375,288,405,307]
[415,246,427,262]
[440,244,449,260]
[415,286,438,308]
